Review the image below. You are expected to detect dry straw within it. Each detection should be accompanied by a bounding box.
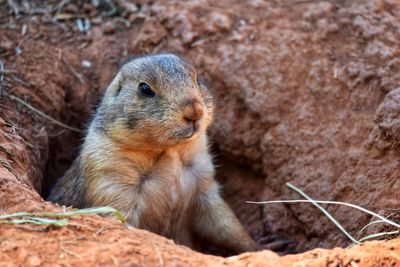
[248,182,400,244]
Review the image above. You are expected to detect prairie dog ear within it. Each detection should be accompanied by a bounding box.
[104,72,124,98]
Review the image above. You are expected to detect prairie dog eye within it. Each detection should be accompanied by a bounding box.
[138,82,155,97]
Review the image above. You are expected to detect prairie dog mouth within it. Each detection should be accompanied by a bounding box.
[174,122,199,139]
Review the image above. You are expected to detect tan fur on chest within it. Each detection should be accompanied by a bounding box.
[82,131,214,242]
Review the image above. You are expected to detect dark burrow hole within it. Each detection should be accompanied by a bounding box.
[39,95,298,257]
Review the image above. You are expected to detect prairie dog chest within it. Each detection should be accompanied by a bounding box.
[140,135,214,208]
[146,144,214,203]
[129,137,214,240]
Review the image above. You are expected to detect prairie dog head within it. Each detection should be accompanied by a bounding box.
[94,54,214,148]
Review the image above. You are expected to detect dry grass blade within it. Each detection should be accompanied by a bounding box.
[0,69,17,74]
[0,207,125,222]
[358,231,400,243]
[4,92,82,133]
[247,184,359,244]
[0,217,68,226]
[62,57,85,84]
[360,219,388,234]
[248,183,400,244]
[286,182,360,244]
[0,207,125,223]
[247,199,400,229]
[0,207,125,226]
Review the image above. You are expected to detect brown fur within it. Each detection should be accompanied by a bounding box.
[48,54,255,253]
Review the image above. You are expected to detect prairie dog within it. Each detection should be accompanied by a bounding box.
[48,54,256,253]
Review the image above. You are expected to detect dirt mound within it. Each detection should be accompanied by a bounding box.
[1,0,400,266]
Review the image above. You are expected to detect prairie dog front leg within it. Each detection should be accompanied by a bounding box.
[192,178,256,254]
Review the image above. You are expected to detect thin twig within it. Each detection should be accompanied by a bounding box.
[248,183,360,244]
[10,74,32,87]
[61,247,83,260]
[286,183,359,244]
[4,92,82,132]
[62,57,85,84]
[358,231,399,243]
[95,226,104,235]
[247,199,400,229]
[0,69,17,74]
[249,183,400,244]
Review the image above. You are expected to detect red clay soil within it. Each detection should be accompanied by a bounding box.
[1,0,400,266]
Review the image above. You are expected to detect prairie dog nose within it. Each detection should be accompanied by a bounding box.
[183,100,204,121]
